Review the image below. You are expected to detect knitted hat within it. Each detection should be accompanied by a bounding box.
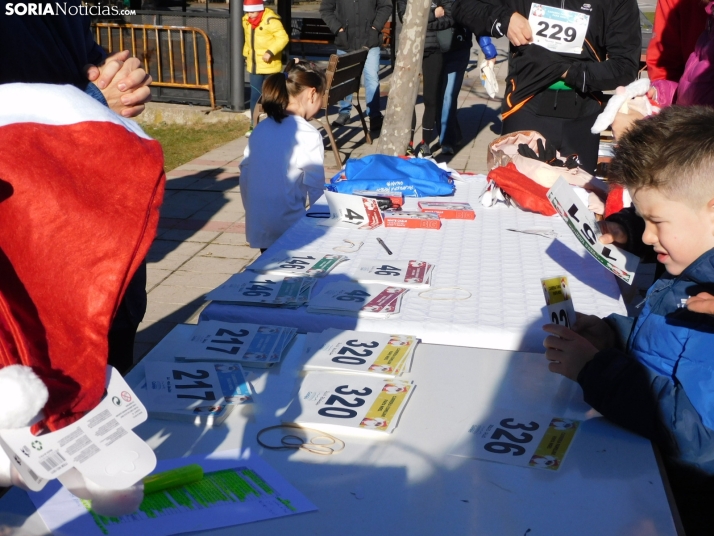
[244,0,264,12]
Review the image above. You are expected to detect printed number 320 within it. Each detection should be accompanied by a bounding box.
[484,418,539,456]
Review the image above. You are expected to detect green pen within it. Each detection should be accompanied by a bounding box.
[142,464,204,495]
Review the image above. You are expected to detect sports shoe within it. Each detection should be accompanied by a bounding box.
[245,128,253,138]
[405,142,415,156]
[415,141,432,158]
[441,144,454,155]
[332,113,350,127]
[369,115,383,133]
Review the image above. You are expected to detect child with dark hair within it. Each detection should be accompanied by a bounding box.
[239,60,327,251]
[542,105,714,535]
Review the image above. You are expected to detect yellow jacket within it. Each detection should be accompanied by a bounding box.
[242,8,290,75]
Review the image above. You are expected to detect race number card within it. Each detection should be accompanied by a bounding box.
[306,282,409,317]
[450,409,581,471]
[303,328,419,378]
[282,372,416,434]
[144,362,254,410]
[176,321,297,367]
[547,177,639,284]
[541,275,577,328]
[319,191,384,230]
[354,259,434,289]
[528,3,589,54]
[248,251,348,278]
[206,273,313,306]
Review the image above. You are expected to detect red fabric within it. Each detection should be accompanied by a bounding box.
[248,10,264,28]
[646,0,706,81]
[487,163,556,216]
[604,184,626,218]
[0,121,165,431]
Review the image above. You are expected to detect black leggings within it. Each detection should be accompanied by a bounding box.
[412,51,443,145]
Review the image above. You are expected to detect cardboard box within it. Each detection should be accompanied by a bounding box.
[417,201,476,220]
[383,211,442,229]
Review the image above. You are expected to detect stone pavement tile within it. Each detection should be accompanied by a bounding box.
[200,192,245,214]
[146,267,173,290]
[161,270,233,289]
[193,178,241,192]
[179,255,254,274]
[146,239,207,260]
[191,208,244,223]
[143,301,192,322]
[165,176,203,191]
[198,243,260,261]
[147,253,193,272]
[212,232,250,246]
[159,229,222,243]
[158,190,221,218]
[148,284,209,304]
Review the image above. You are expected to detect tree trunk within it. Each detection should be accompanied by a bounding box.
[376,0,431,155]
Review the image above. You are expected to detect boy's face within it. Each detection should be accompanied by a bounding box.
[247,11,262,20]
[632,187,714,276]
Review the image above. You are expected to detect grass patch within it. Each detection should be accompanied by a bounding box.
[143,119,250,171]
[643,11,655,24]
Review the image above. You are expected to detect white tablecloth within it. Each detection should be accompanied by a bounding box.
[203,176,626,351]
[0,326,677,535]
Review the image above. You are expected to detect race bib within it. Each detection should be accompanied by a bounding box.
[528,3,589,54]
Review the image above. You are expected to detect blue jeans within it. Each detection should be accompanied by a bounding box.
[249,73,267,126]
[336,46,381,119]
[439,46,470,146]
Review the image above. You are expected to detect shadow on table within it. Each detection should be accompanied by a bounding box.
[545,239,622,301]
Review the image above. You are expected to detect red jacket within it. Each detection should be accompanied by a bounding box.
[646,0,707,81]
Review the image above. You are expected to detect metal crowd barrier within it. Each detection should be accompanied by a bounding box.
[92,22,216,109]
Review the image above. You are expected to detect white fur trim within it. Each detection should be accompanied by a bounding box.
[0,365,48,429]
[591,78,650,134]
[0,83,151,140]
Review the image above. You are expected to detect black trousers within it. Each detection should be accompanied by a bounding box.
[502,90,602,175]
[108,262,147,374]
[412,51,444,146]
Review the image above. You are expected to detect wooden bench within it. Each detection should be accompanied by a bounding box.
[290,17,394,57]
[290,18,334,55]
[254,49,371,166]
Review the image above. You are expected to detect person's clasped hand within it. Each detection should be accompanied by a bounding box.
[85,50,152,118]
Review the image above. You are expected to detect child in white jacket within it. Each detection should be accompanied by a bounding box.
[240,60,327,251]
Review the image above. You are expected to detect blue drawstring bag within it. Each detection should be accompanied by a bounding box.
[327,155,455,197]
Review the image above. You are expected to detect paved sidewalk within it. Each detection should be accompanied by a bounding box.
[134,39,510,362]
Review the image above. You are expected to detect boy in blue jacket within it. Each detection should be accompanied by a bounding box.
[543,105,714,535]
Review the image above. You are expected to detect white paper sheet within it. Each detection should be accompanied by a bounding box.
[27,448,317,536]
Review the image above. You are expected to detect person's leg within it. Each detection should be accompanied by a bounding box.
[249,73,265,127]
[440,68,457,143]
[441,47,470,146]
[335,49,352,117]
[108,262,147,374]
[363,46,382,119]
[559,111,602,175]
[420,52,443,146]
